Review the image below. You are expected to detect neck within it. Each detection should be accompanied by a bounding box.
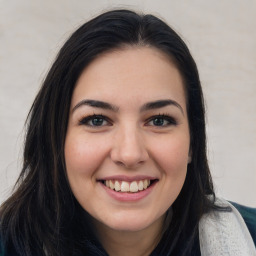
[93,215,167,256]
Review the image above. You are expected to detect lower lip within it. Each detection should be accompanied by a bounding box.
[100,181,157,202]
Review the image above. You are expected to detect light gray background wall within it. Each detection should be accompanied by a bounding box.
[0,0,256,206]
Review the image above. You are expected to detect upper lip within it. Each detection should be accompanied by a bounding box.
[97,175,158,182]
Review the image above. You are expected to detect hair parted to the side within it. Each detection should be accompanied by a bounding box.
[0,9,222,256]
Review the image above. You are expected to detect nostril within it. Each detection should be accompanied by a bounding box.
[115,161,125,167]
[110,135,149,168]
[113,158,145,169]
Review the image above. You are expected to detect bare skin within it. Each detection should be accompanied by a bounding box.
[92,213,165,256]
[65,46,190,255]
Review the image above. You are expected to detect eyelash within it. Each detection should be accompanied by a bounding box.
[78,113,177,127]
[79,114,112,127]
[145,114,177,127]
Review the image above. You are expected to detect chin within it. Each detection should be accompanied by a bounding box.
[100,212,163,233]
[110,221,149,232]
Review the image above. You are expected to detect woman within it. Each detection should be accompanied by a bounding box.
[0,9,255,256]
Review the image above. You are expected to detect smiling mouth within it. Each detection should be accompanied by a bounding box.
[101,179,158,193]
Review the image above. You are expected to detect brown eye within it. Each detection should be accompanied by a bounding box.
[146,115,177,127]
[152,117,165,126]
[91,117,104,126]
[79,115,111,127]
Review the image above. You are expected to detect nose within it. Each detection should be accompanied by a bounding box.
[110,125,149,169]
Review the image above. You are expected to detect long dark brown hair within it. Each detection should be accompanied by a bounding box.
[1,9,220,256]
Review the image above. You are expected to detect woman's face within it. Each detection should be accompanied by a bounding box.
[65,47,191,233]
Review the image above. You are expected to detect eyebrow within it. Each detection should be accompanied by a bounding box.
[72,99,184,115]
[140,99,184,115]
[72,99,119,113]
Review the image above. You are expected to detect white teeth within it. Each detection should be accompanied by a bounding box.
[104,179,152,193]
[114,180,121,191]
[121,181,129,192]
[138,180,144,191]
[109,180,115,189]
[143,179,149,189]
[130,181,139,193]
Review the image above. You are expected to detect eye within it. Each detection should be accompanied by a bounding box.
[146,115,177,127]
[79,114,111,127]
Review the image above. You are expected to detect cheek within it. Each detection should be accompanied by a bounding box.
[64,134,107,176]
[154,136,190,206]
[152,135,190,175]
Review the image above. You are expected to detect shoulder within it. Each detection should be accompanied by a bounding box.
[199,198,256,255]
[229,201,256,246]
[0,235,5,256]
[0,233,16,256]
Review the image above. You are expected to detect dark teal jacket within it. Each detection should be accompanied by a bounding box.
[230,202,256,244]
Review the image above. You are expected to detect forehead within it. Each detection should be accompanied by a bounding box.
[72,47,186,111]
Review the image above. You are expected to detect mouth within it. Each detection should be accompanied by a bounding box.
[99,178,158,193]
